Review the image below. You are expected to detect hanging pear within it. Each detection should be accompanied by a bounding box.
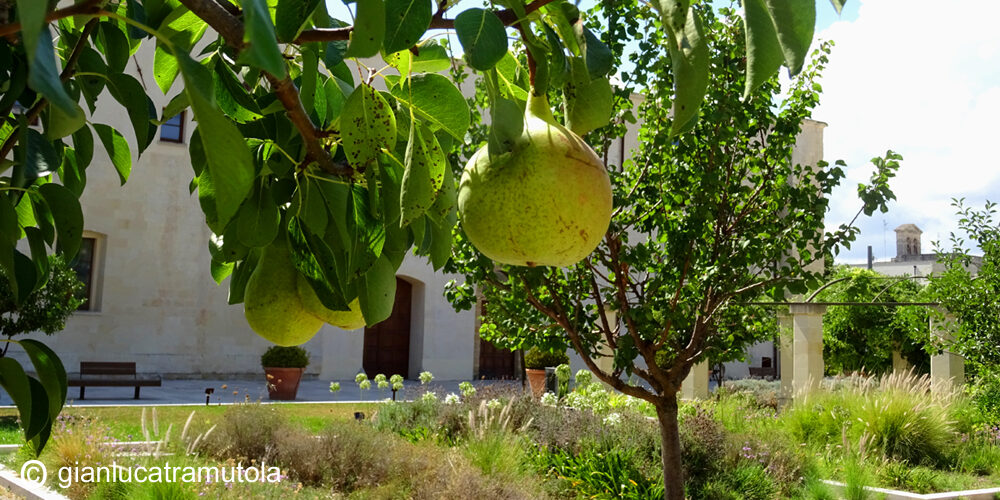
[244,238,323,346]
[458,93,612,267]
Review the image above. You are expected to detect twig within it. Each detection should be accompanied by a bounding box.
[0,0,103,38]
[293,0,560,44]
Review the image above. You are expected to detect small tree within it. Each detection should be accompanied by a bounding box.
[447,7,897,499]
[817,266,929,375]
[0,255,84,346]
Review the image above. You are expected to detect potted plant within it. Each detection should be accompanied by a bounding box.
[524,347,569,398]
[261,346,309,400]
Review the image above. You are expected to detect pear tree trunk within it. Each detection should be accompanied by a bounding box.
[655,395,686,500]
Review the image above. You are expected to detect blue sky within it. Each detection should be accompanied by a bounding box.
[325,1,996,263]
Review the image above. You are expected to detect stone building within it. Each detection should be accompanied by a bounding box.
[853,223,982,278]
[11,45,826,381]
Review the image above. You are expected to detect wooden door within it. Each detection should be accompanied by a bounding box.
[363,278,411,378]
[478,338,515,379]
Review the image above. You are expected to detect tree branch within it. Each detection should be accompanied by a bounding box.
[0,0,103,39]
[178,0,347,176]
[293,0,560,44]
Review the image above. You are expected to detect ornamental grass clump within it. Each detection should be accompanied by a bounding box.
[783,370,959,466]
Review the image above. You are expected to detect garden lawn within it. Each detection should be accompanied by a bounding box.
[0,403,375,444]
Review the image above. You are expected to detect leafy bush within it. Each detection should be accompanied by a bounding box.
[533,446,664,500]
[698,462,777,500]
[969,369,1000,425]
[716,378,782,409]
[678,404,726,491]
[260,346,309,368]
[199,403,284,461]
[524,347,569,369]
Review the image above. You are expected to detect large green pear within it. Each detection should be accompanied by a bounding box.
[458,94,612,267]
[296,276,367,330]
[244,239,323,346]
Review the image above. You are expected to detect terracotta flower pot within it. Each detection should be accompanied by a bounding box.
[264,367,304,400]
[526,368,547,398]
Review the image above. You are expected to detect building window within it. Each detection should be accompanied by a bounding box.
[160,111,185,143]
[70,237,97,311]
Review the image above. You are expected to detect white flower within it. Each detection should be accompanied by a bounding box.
[355,373,368,384]
[359,380,371,390]
[603,412,623,427]
[444,393,460,405]
[329,382,341,393]
[540,392,558,406]
[486,398,502,411]
[419,371,434,385]
[421,392,438,403]
[574,369,593,387]
[377,380,389,390]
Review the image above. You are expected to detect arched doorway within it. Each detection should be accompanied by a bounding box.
[363,278,411,378]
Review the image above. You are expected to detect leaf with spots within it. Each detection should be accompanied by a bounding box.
[399,123,436,228]
[454,8,508,71]
[341,84,396,170]
[390,74,470,141]
[383,0,432,54]
[344,0,385,58]
[668,6,709,136]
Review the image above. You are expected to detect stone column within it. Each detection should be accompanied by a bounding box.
[789,304,827,398]
[930,309,964,391]
[681,359,710,400]
[891,344,911,374]
[777,312,794,398]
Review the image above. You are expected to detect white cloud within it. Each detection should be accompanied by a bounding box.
[810,0,1000,261]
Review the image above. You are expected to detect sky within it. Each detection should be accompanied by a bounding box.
[324,0,997,264]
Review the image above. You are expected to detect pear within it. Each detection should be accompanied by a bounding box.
[244,239,323,346]
[458,93,612,267]
[296,276,367,330]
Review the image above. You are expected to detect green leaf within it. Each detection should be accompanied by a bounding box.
[126,0,149,39]
[25,377,50,446]
[543,24,568,88]
[236,184,280,248]
[0,358,43,441]
[18,339,67,423]
[25,27,80,119]
[227,251,258,304]
[276,0,320,42]
[743,0,785,98]
[73,123,94,170]
[155,6,209,94]
[12,250,37,303]
[23,227,49,287]
[390,74,470,140]
[493,52,528,101]
[288,217,351,310]
[358,253,397,325]
[210,259,234,283]
[154,46,180,95]
[341,84,396,169]
[299,179,329,238]
[58,149,86,197]
[99,23,130,74]
[564,60,612,135]
[177,52,255,230]
[383,0,432,54]
[108,73,154,154]
[19,128,60,184]
[38,183,83,260]
[400,124,434,227]
[93,124,132,185]
[454,8,508,71]
[240,0,288,78]
[763,0,815,75]
[45,102,85,139]
[429,159,456,221]
[579,26,613,79]
[487,95,523,156]
[669,7,709,135]
[829,0,846,14]
[428,212,455,270]
[0,195,18,245]
[654,0,690,36]
[344,0,385,58]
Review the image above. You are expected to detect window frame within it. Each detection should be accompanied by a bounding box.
[159,110,185,144]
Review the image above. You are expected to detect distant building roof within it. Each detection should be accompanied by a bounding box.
[894,224,922,233]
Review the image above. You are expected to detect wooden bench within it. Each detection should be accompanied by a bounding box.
[67,362,162,400]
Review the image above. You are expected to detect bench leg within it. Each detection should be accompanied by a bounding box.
[134,386,140,399]
[79,386,85,400]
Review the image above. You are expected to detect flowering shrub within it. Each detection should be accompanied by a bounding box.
[329,382,340,393]
[444,393,460,405]
[459,381,476,398]
[419,371,434,385]
[421,392,438,403]
[539,392,558,406]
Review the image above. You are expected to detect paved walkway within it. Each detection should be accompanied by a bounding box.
[1,378,525,408]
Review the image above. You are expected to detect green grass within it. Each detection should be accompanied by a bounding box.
[0,403,374,444]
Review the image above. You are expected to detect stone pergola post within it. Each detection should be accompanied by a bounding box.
[789,303,827,398]
[680,359,711,400]
[777,312,794,398]
[930,308,964,392]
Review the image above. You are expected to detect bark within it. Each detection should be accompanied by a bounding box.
[655,395,686,500]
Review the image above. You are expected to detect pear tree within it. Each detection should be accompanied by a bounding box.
[446,5,898,498]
